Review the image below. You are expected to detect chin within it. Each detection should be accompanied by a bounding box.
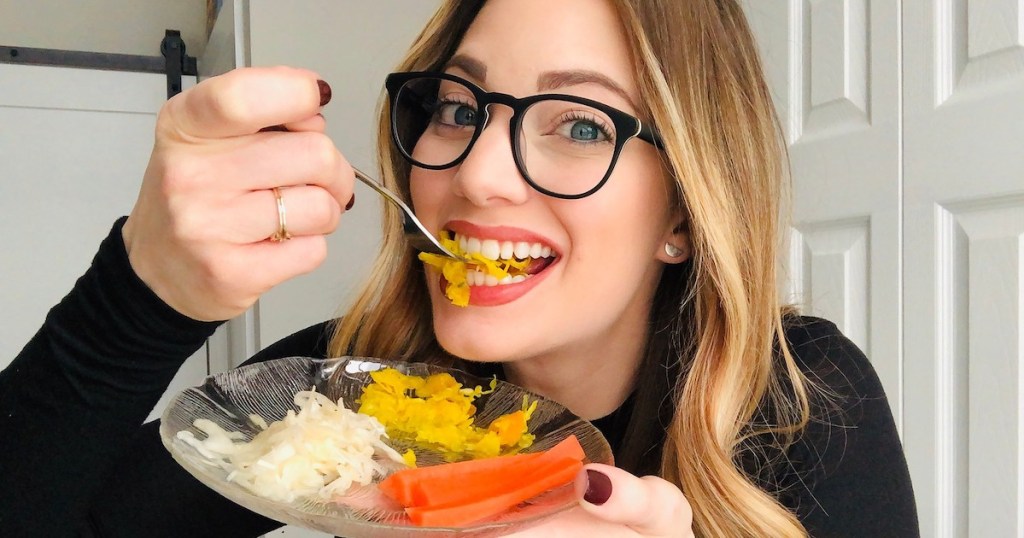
[428,304,525,363]
[425,274,557,364]
[434,329,513,364]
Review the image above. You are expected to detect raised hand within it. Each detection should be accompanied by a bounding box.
[122,66,354,321]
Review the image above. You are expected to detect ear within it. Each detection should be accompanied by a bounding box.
[656,217,691,264]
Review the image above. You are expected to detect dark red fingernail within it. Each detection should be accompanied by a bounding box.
[259,124,288,132]
[584,469,612,505]
[345,193,355,211]
[317,79,332,106]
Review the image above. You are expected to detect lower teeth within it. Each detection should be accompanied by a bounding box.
[469,272,530,287]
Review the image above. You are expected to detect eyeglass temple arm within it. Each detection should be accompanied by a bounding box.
[637,123,665,150]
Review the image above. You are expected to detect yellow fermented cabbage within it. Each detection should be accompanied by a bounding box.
[356,368,536,461]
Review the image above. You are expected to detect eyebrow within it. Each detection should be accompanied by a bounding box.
[445,54,488,82]
[537,70,639,110]
[445,54,639,110]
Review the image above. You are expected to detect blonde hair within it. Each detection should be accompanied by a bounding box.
[330,1,812,536]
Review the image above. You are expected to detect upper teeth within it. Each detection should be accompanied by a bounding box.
[457,234,554,261]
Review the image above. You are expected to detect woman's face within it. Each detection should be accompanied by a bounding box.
[410,0,683,365]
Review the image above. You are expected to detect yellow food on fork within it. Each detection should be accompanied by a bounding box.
[418,231,531,307]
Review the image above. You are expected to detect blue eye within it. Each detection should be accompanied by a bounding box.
[437,102,478,127]
[554,114,611,144]
[570,121,601,141]
[453,105,476,126]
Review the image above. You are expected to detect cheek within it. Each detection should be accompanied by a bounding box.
[409,168,451,229]
[569,162,673,258]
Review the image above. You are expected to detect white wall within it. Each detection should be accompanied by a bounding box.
[0,0,208,57]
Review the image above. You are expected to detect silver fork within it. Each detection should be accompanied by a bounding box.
[352,168,468,262]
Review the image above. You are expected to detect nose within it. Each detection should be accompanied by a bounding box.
[450,104,531,207]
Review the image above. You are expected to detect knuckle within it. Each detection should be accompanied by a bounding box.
[155,86,199,130]
[155,94,183,134]
[303,133,340,172]
[159,160,202,194]
[642,476,692,524]
[267,65,297,78]
[206,76,250,125]
[167,209,199,243]
[310,191,341,230]
[337,154,354,181]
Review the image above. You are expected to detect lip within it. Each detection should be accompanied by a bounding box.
[444,220,561,255]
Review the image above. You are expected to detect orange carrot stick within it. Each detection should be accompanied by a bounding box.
[379,435,585,507]
[406,457,584,527]
[407,435,586,507]
[535,434,585,462]
[379,452,542,506]
[408,460,533,507]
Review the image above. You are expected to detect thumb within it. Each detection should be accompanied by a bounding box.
[574,464,693,536]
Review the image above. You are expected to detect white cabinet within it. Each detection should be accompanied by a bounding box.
[0,63,209,423]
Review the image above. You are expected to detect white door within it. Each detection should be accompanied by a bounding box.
[0,63,204,421]
[745,1,1024,536]
[741,1,903,428]
[902,1,1024,536]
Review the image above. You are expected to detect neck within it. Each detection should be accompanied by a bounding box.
[502,305,651,421]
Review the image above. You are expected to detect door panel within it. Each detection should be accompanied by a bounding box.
[903,0,1024,536]
[790,218,871,347]
[743,0,903,429]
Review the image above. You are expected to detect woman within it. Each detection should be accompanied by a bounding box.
[0,0,918,536]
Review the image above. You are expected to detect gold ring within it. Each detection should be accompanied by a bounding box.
[270,187,291,242]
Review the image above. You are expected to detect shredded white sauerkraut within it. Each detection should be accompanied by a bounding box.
[177,389,405,503]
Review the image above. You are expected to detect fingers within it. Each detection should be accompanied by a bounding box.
[280,113,327,133]
[239,235,330,290]
[574,464,693,536]
[162,66,328,140]
[217,130,353,207]
[176,235,329,317]
[226,186,343,243]
[258,115,327,134]
[122,66,347,322]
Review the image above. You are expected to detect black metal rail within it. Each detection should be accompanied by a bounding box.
[0,30,198,98]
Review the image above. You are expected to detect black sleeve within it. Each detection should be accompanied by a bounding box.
[780,318,920,538]
[78,322,334,538]
[0,218,221,537]
[0,217,336,537]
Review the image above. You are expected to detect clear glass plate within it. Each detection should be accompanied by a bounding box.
[159,356,613,537]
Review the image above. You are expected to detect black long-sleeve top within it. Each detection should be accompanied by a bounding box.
[0,219,919,537]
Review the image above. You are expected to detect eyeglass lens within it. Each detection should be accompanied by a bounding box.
[393,76,621,197]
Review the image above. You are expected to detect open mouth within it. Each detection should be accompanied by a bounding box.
[418,231,559,306]
[454,233,558,285]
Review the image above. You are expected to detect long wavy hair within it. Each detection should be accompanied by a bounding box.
[329,1,812,535]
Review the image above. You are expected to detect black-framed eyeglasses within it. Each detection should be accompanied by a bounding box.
[385,71,664,199]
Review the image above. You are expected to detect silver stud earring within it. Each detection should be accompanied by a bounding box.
[664,243,684,258]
